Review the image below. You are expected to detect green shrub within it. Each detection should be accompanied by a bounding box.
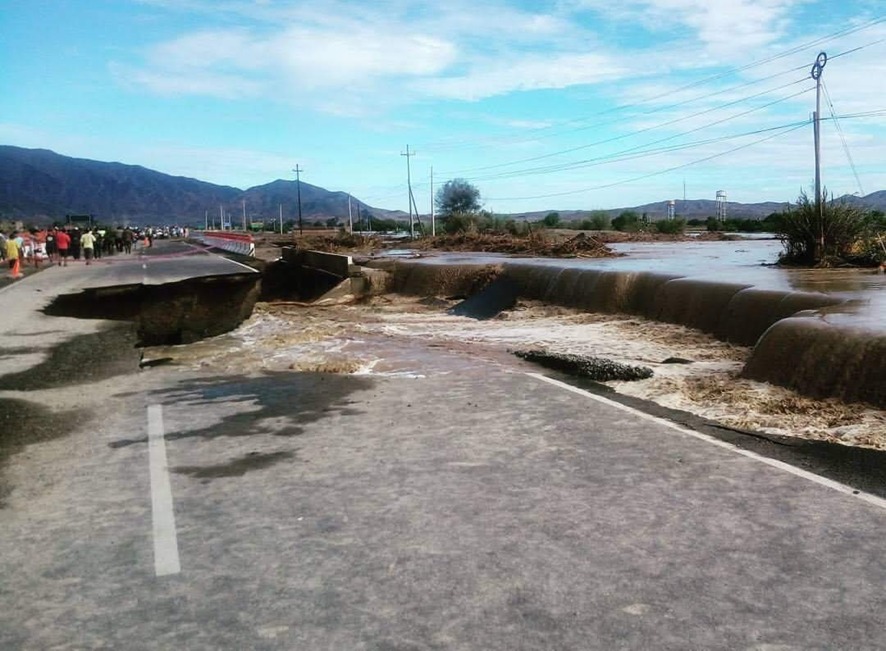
[612,211,641,232]
[654,218,686,235]
[777,190,870,265]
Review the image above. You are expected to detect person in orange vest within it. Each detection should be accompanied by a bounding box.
[6,231,23,278]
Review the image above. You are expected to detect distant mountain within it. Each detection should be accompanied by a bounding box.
[514,193,886,222]
[0,146,241,224]
[1,145,882,226]
[0,146,400,226]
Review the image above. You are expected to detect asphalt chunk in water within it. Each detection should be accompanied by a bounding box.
[0,323,140,391]
[515,350,654,382]
[0,398,78,506]
[449,277,520,320]
[173,450,296,480]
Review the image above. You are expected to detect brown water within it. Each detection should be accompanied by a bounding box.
[379,239,885,408]
[414,238,885,329]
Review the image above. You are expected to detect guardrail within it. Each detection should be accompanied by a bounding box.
[191,231,255,257]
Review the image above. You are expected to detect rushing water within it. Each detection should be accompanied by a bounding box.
[413,238,885,332]
[378,237,885,406]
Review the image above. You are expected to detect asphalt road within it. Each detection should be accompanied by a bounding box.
[1,243,884,650]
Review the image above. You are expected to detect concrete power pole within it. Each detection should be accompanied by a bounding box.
[811,52,827,254]
[402,145,416,238]
[430,165,435,237]
[292,165,304,235]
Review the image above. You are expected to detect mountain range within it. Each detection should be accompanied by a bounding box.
[2,145,883,226]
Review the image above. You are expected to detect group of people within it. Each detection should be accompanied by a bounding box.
[2,225,139,277]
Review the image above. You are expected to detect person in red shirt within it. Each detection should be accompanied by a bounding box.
[54,227,71,266]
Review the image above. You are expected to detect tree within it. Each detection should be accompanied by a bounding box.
[611,210,641,232]
[587,210,610,230]
[654,218,686,234]
[435,178,481,217]
[542,212,561,228]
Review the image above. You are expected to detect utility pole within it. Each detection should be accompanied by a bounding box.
[811,51,827,256]
[401,145,415,238]
[348,194,353,234]
[204,209,208,231]
[279,204,283,234]
[242,199,247,231]
[430,165,435,237]
[292,165,304,235]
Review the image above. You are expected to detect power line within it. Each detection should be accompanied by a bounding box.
[361,110,881,206]
[418,17,886,155]
[822,79,865,195]
[468,86,814,182]
[437,38,883,180]
[486,122,809,202]
[444,78,811,178]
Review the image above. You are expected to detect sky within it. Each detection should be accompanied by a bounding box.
[2,0,884,215]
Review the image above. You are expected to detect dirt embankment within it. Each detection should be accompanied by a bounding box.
[250,229,745,263]
[252,230,621,260]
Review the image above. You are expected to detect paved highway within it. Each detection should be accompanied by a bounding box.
[0,243,884,650]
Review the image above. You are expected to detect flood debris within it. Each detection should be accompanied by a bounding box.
[514,350,654,381]
[413,231,616,257]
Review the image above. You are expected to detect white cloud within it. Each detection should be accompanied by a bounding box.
[413,53,627,101]
[117,0,629,108]
[573,0,803,57]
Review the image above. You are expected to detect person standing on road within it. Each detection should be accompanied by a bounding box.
[70,228,81,261]
[93,229,104,260]
[122,227,134,254]
[6,231,23,278]
[55,227,71,266]
[80,229,96,265]
[45,229,57,262]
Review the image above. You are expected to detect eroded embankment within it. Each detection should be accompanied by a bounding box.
[44,273,261,346]
[380,260,884,408]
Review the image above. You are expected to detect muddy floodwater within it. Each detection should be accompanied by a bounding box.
[419,237,885,330]
[147,236,886,451]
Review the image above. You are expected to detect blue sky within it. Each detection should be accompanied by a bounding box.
[2,0,884,214]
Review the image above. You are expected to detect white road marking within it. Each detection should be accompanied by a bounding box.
[216,256,260,273]
[147,404,181,576]
[528,373,886,511]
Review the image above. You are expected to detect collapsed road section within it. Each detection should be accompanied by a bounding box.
[44,273,262,346]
